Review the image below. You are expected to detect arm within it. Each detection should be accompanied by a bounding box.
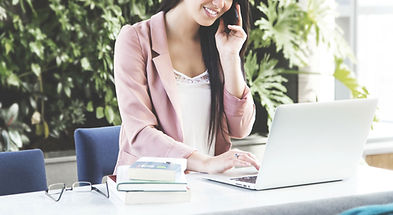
[215,4,256,139]
[114,25,194,159]
[223,83,255,139]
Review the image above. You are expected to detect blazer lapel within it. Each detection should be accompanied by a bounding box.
[150,12,183,138]
[152,54,181,116]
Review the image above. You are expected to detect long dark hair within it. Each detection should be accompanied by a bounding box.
[158,0,251,152]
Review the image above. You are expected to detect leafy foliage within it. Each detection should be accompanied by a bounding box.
[247,0,367,128]
[0,103,31,151]
[333,58,368,99]
[245,52,294,127]
[255,0,309,67]
[0,0,160,151]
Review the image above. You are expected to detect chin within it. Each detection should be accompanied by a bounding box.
[196,15,219,27]
[198,20,216,27]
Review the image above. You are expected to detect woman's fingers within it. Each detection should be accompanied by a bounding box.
[234,158,251,167]
[227,25,246,38]
[246,151,259,162]
[235,152,260,170]
[207,150,260,173]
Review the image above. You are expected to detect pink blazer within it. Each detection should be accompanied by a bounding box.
[113,12,255,173]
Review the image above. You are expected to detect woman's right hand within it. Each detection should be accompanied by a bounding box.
[204,149,260,174]
[187,149,260,174]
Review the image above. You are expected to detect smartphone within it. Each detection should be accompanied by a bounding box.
[222,1,239,32]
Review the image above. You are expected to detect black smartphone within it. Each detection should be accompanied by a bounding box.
[222,1,239,32]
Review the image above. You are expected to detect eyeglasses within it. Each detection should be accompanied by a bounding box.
[45,180,109,202]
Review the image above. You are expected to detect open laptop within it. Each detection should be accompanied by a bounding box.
[204,98,378,190]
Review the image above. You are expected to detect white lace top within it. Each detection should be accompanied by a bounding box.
[174,70,215,156]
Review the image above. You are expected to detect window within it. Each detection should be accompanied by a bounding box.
[336,0,393,122]
[357,0,393,122]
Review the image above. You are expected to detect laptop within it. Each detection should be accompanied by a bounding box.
[204,98,378,190]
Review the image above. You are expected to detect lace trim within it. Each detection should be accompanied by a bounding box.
[174,70,210,84]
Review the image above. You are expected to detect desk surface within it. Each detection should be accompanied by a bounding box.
[1,165,393,215]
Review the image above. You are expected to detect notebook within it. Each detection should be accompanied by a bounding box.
[204,98,378,190]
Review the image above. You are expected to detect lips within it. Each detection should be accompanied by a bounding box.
[203,6,219,18]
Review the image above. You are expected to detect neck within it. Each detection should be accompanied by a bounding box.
[165,2,200,42]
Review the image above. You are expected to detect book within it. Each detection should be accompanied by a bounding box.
[127,157,187,182]
[128,161,181,182]
[133,157,187,172]
[117,165,187,192]
[117,179,187,192]
[108,175,191,204]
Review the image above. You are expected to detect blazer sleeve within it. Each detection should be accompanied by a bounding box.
[223,86,256,139]
[114,25,195,159]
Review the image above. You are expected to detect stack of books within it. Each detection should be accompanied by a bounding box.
[108,157,191,204]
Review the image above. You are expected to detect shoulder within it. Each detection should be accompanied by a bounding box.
[116,22,148,45]
[117,11,164,43]
[115,21,151,57]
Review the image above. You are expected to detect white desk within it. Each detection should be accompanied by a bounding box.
[1,165,393,215]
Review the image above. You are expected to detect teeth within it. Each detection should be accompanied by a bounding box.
[204,7,218,16]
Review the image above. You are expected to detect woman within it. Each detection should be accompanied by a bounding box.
[114,0,260,174]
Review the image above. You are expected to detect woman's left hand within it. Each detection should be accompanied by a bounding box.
[215,3,246,57]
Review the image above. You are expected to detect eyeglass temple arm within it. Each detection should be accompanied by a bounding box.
[92,182,109,198]
[45,188,65,202]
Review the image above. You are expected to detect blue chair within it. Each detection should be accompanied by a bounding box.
[0,149,47,196]
[74,126,120,184]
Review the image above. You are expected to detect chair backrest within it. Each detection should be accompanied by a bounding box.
[74,126,120,184]
[0,149,47,196]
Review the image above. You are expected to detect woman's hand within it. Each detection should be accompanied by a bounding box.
[215,3,246,58]
[204,149,260,174]
[187,149,260,174]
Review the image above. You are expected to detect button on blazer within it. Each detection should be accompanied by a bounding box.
[114,12,255,172]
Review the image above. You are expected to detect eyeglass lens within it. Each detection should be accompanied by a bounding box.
[72,181,92,192]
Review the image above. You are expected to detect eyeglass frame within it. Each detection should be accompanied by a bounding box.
[45,179,109,202]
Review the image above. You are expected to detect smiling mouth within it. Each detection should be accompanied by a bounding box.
[203,6,218,17]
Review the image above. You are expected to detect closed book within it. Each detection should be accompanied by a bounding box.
[108,175,191,205]
[136,157,187,171]
[117,165,187,192]
[117,180,187,192]
[128,161,181,182]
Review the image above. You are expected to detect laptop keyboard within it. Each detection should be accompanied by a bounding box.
[230,175,257,184]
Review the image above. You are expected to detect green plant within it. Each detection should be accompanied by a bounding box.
[245,53,295,127]
[0,0,160,151]
[0,103,31,151]
[253,0,309,67]
[245,0,368,128]
[301,0,368,99]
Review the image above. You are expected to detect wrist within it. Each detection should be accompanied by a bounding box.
[187,151,212,173]
[219,52,240,63]
[202,157,214,174]
[220,55,241,76]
